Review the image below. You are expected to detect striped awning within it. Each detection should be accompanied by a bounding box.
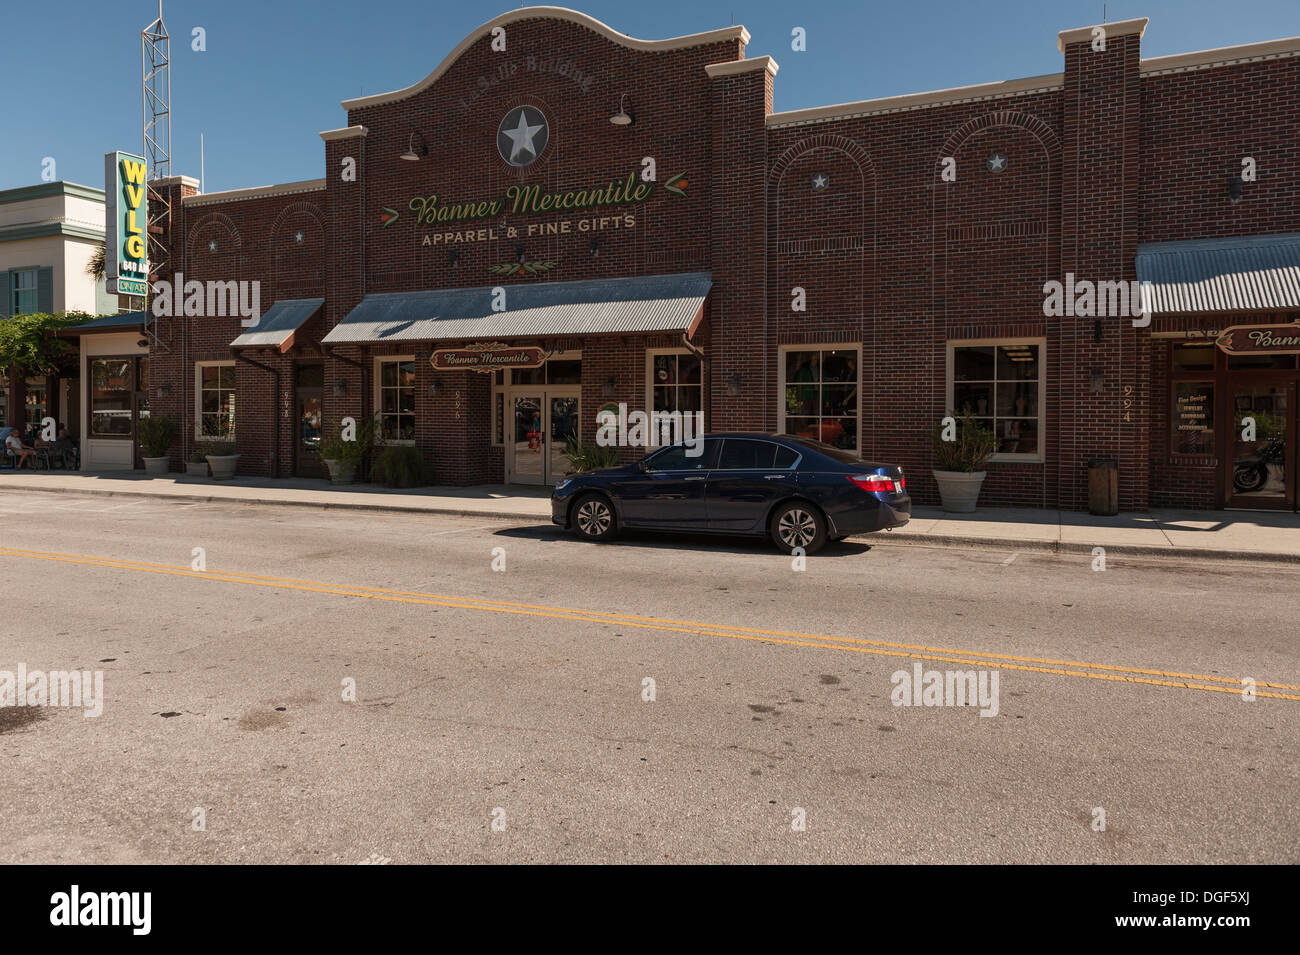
[229,298,324,350]
[1135,233,1300,314]
[321,272,711,344]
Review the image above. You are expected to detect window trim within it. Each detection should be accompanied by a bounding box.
[9,267,38,316]
[945,337,1047,464]
[644,347,705,449]
[777,343,862,455]
[373,355,417,445]
[195,360,237,443]
[88,355,140,440]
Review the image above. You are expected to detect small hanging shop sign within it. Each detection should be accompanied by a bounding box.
[430,341,547,372]
[1215,323,1300,355]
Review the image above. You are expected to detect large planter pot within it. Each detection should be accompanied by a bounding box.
[186,461,210,477]
[323,459,356,485]
[933,469,987,513]
[206,453,240,481]
[143,456,170,476]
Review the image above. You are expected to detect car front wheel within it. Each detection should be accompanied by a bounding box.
[572,493,617,543]
[770,501,826,555]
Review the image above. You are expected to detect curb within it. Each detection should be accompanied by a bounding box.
[5,480,1298,565]
[0,481,550,524]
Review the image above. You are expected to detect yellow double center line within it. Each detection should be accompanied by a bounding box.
[4,543,1299,702]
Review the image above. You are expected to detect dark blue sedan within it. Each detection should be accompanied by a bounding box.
[551,433,909,554]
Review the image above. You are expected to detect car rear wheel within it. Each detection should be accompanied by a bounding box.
[771,501,826,555]
[572,493,617,543]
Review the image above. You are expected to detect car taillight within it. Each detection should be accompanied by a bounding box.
[848,474,896,493]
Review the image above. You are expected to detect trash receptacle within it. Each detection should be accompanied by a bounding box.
[1087,458,1118,515]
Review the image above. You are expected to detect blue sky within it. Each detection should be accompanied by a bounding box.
[8,0,1297,194]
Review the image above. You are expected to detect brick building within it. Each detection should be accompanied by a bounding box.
[117,8,1298,510]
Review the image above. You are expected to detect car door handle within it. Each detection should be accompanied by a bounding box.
[763,474,786,480]
[684,475,707,481]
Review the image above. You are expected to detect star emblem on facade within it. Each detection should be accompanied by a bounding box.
[294,230,304,244]
[497,105,549,167]
[208,239,218,251]
[811,173,829,190]
[987,153,1008,172]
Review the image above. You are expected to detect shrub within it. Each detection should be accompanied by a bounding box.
[188,446,210,464]
[564,434,621,472]
[372,445,432,488]
[136,415,179,459]
[319,417,376,467]
[933,411,997,472]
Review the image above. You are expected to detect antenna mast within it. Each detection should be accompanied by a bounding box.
[142,0,172,349]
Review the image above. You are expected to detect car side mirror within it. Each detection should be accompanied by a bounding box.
[637,459,651,472]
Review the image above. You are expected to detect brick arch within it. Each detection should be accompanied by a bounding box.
[268,200,324,241]
[938,109,1061,164]
[187,212,241,264]
[770,133,875,187]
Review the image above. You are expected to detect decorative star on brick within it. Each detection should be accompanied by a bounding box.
[208,239,218,251]
[811,173,829,190]
[294,230,304,244]
[987,153,1008,173]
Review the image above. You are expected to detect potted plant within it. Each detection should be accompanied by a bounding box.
[932,411,997,513]
[205,443,240,480]
[136,415,179,476]
[186,445,210,477]
[320,417,375,485]
[563,434,621,474]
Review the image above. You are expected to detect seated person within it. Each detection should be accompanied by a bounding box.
[5,429,37,469]
[53,426,77,469]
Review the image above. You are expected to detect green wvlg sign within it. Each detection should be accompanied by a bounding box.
[104,150,148,296]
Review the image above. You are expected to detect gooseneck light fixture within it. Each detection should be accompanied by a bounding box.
[400,131,428,161]
[609,94,634,126]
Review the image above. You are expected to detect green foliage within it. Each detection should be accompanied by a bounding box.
[0,311,93,377]
[933,411,997,472]
[372,445,433,488]
[188,444,211,464]
[565,434,621,472]
[136,415,179,458]
[319,416,376,467]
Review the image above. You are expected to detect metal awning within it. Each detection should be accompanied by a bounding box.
[321,272,711,344]
[1135,233,1300,314]
[230,298,324,351]
[58,310,147,335]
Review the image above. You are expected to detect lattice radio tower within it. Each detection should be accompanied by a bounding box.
[142,1,172,350]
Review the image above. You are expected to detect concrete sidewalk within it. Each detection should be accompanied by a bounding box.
[3,469,1300,563]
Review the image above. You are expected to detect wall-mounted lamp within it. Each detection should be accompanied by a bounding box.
[400,131,429,162]
[1093,319,1103,343]
[1228,175,1244,204]
[609,94,634,126]
[726,374,742,397]
[1089,367,1104,393]
[590,237,600,257]
[158,381,172,396]
[333,379,348,397]
[428,379,444,397]
[602,375,618,397]
[515,244,526,263]
[137,338,149,349]
[448,247,459,266]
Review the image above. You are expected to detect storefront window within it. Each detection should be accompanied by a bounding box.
[379,359,416,440]
[90,359,133,436]
[1171,382,1214,455]
[782,347,859,451]
[24,379,47,430]
[950,342,1042,457]
[10,269,37,316]
[1172,343,1215,372]
[650,351,703,417]
[199,364,236,439]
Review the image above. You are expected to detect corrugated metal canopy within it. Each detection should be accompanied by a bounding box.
[1136,233,1300,314]
[230,298,324,350]
[322,272,711,344]
[58,310,147,335]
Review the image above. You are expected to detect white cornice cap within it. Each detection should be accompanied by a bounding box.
[185,179,326,207]
[342,6,750,110]
[705,55,778,79]
[1058,17,1148,52]
[320,125,369,141]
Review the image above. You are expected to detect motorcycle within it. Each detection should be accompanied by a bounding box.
[1233,436,1285,493]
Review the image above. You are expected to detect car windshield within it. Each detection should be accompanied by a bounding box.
[783,435,867,465]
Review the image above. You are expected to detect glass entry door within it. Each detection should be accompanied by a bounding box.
[1227,381,1293,509]
[295,363,325,477]
[508,388,580,485]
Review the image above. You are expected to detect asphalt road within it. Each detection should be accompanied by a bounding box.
[1,489,1296,864]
